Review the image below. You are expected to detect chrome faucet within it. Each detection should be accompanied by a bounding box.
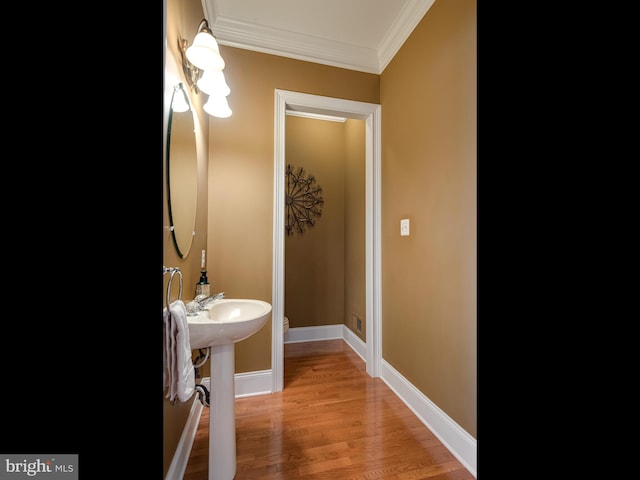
[185,292,226,315]
[195,292,226,308]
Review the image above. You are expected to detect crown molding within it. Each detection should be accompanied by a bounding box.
[202,0,436,75]
[213,15,380,73]
[377,0,436,73]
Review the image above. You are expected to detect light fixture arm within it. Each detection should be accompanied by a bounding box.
[196,19,212,35]
[178,37,202,94]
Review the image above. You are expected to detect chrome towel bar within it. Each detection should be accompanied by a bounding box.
[163,266,183,309]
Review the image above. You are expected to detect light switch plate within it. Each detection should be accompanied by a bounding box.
[400,218,410,236]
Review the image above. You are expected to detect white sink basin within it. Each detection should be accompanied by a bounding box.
[187,298,272,349]
[186,298,272,480]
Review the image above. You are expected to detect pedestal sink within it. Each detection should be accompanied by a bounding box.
[187,298,272,480]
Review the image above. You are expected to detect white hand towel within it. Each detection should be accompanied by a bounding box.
[162,305,177,392]
[163,307,171,391]
[163,300,195,403]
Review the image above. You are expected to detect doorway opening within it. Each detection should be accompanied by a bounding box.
[272,89,382,392]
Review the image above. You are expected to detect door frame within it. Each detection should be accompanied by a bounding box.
[272,89,382,392]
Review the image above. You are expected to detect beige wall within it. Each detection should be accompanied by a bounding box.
[164,0,378,468]
[206,47,379,373]
[164,0,210,306]
[343,119,367,341]
[163,0,210,475]
[164,0,476,472]
[285,116,346,329]
[380,0,477,437]
[284,116,366,340]
[283,116,367,339]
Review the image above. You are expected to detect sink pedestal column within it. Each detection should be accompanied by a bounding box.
[209,343,236,480]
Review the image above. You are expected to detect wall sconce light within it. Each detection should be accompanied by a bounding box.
[179,19,232,118]
[203,95,232,118]
[197,70,230,97]
[172,83,190,113]
[186,21,225,71]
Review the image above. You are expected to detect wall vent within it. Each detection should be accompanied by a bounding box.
[352,313,362,333]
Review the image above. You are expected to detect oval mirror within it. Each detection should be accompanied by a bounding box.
[167,83,198,258]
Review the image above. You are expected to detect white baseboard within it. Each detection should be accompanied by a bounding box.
[380,360,477,477]
[164,396,203,480]
[171,326,476,479]
[341,325,366,361]
[284,324,343,343]
[235,370,272,398]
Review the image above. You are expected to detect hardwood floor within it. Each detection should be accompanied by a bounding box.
[183,339,474,479]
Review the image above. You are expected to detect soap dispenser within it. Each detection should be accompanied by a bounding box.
[195,249,211,297]
[195,270,210,297]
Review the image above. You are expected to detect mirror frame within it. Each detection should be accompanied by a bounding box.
[166,82,198,258]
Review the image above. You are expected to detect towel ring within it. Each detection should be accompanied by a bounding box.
[166,267,183,309]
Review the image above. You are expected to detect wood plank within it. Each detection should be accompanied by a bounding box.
[183,339,474,479]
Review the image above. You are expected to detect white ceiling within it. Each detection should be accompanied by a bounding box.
[202,0,436,74]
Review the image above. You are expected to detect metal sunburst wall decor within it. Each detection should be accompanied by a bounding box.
[285,164,324,236]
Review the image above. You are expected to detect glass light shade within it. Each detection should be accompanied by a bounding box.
[203,95,232,118]
[172,85,190,112]
[185,32,225,71]
[197,70,230,96]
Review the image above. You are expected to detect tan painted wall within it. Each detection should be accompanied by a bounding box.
[283,116,366,340]
[285,116,346,328]
[164,0,476,471]
[164,1,378,467]
[206,48,379,373]
[163,0,211,475]
[380,0,477,437]
[344,119,367,341]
